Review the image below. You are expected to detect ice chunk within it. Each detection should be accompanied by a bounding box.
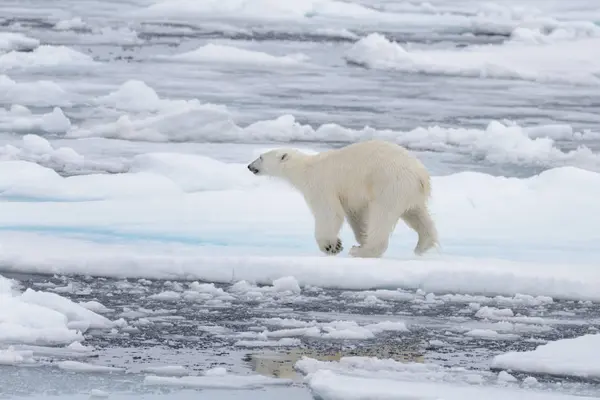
[0,75,72,107]
[57,360,125,373]
[167,43,308,67]
[305,370,597,400]
[143,372,292,389]
[492,334,600,379]
[0,32,39,52]
[0,45,96,70]
[345,33,600,85]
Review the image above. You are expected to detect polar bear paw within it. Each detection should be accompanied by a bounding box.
[319,238,343,255]
[349,244,385,258]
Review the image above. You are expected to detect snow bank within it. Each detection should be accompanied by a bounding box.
[129,152,257,192]
[492,334,600,379]
[0,164,182,201]
[346,33,600,85]
[0,275,111,346]
[0,75,72,107]
[167,44,309,67]
[0,32,39,53]
[0,45,97,71]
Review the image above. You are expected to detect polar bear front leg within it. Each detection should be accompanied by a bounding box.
[307,194,345,256]
[349,203,398,258]
[346,208,367,246]
[314,212,344,255]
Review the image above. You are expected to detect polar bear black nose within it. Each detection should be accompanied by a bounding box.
[248,165,259,174]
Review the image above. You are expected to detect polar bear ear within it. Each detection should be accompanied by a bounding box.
[280,153,289,161]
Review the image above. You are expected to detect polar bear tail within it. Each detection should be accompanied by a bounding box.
[419,174,432,199]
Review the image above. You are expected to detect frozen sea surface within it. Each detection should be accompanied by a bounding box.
[1,0,600,399]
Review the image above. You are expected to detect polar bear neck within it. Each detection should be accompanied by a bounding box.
[278,152,318,191]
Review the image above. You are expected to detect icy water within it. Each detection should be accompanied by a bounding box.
[3,272,600,399]
[1,0,600,399]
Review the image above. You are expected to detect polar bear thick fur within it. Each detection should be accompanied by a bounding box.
[247,140,438,258]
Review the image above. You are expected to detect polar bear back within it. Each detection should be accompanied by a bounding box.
[306,140,430,210]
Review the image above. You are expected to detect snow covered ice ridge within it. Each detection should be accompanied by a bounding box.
[1,139,600,299]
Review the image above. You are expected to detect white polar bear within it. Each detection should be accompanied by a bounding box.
[247,140,438,258]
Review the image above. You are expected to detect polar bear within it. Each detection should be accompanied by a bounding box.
[247,140,438,258]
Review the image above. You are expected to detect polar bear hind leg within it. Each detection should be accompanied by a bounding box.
[401,205,438,255]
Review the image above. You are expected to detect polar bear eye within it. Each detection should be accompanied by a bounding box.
[280,153,288,161]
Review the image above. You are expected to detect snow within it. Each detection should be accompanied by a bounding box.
[346,33,600,85]
[1,233,599,300]
[492,334,600,379]
[0,150,598,299]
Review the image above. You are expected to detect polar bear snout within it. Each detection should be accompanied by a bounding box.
[247,163,260,174]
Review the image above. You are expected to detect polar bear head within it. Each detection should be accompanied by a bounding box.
[247,148,305,179]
